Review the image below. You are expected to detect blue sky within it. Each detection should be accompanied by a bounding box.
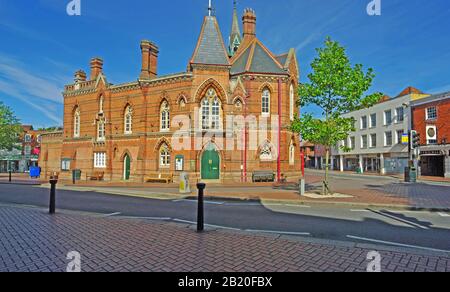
[0,0,449,128]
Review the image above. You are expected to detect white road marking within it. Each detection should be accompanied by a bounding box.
[438,213,450,217]
[350,209,371,212]
[245,229,311,236]
[119,216,172,221]
[100,212,121,217]
[347,235,450,254]
[172,219,196,224]
[266,203,311,208]
[369,210,430,230]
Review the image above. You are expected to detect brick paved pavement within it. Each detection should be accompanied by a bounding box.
[0,205,448,272]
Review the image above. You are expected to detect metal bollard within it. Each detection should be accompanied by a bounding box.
[9,171,12,182]
[197,183,206,232]
[49,178,58,214]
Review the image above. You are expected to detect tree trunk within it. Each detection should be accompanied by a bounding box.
[323,148,331,196]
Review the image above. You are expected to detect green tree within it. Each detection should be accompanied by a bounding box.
[0,102,22,150]
[291,38,382,195]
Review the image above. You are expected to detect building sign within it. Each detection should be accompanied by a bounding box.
[420,150,443,156]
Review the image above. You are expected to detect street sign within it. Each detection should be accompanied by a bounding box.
[402,134,409,145]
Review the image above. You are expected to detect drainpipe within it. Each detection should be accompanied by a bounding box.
[277,78,282,182]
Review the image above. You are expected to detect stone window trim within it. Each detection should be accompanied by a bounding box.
[160,100,170,132]
[426,106,437,120]
[159,144,171,168]
[94,152,107,169]
[73,107,81,138]
[200,88,222,131]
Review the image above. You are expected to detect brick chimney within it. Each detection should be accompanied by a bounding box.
[140,40,159,80]
[242,8,256,41]
[90,57,103,80]
[74,70,87,83]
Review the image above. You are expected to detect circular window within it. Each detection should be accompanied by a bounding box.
[427,128,436,137]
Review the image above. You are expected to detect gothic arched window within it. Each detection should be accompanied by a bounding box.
[160,101,170,131]
[262,88,271,116]
[74,108,80,138]
[159,144,171,167]
[99,96,104,114]
[200,88,221,130]
[124,106,133,134]
[260,141,274,161]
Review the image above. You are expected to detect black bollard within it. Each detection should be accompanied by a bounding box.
[197,183,206,232]
[9,171,11,182]
[49,178,58,214]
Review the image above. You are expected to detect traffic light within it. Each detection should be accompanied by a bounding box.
[410,130,421,149]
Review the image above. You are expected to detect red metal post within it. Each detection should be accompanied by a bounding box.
[277,78,282,182]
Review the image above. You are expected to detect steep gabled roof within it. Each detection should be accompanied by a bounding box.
[396,86,424,97]
[230,39,287,75]
[190,16,230,66]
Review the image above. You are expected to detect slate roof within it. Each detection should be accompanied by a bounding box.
[190,16,230,66]
[230,40,287,75]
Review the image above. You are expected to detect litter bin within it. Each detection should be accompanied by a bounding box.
[72,169,82,181]
[404,167,417,183]
[29,167,41,178]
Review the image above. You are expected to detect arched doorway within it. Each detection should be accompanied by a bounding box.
[201,144,220,180]
[123,154,131,180]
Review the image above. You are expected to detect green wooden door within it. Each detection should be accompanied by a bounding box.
[201,149,220,180]
[124,155,131,180]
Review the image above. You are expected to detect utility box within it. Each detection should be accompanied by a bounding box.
[179,172,191,194]
[72,169,82,181]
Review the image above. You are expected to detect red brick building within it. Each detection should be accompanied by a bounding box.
[39,6,301,183]
[411,91,450,178]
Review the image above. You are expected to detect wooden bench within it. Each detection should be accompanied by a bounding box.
[86,172,104,181]
[145,173,173,184]
[252,171,275,183]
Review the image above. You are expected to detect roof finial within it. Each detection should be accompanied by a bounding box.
[208,0,212,16]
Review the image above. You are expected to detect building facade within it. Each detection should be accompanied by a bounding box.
[411,91,450,178]
[0,126,47,173]
[39,6,301,183]
[332,87,429,174]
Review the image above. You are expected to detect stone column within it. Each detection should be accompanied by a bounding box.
[340,155,344,172]
[315,157,318,169]
[380,153,386,175]
[359,155,364,174]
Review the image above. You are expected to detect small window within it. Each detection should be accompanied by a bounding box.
[361,135,368,149]
[350,137,356,150]
[97,121,105,141]
[370,134,377,148]
[262,89,270,116]
[160,144,171,167]
[384,110,392,126]
[74,109,80,138]
[24,134,32,143]
[385,131,393,146]
[61,159,71,171]
[396,107,404,123]
[370,113,377,128]
[99,96,104,114]
[124,106,133,134]
[361,116,368,130]
[426,107,437,120]
[160,101,170,131]
[94,152,106,168]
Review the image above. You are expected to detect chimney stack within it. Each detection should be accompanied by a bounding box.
[74,70,87,83]
[140,40,159,80]
[90,57,103,80]
[242,8,256,41]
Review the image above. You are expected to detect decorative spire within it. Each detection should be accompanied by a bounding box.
[208,0,212,16]
[228,0,242,57]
